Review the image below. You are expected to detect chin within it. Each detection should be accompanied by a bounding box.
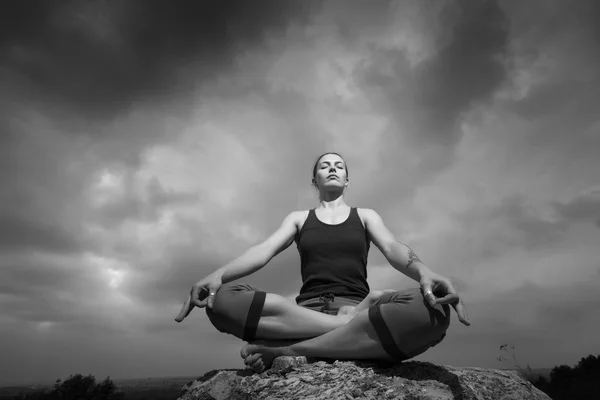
[324,183,344,190]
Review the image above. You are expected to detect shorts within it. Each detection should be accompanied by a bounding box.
[206,283,450,361]
[297,295,361,315]
[205,282,267,342]
[368,287,451,361]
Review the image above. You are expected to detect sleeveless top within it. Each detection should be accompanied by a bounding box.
[294,207,371,303]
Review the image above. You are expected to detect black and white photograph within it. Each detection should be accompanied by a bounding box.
[1,1,599,399]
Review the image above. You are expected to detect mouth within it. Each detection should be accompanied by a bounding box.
[327,175,338,179]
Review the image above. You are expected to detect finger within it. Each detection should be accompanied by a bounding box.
[434,292,459,305]
[174,294,194,322]
[255,360,264,373]
[420,284,436,307]
[191,286,207,308]
[435,281,471,325]
[207,286,218,309]
[196,298,208,308]
[452,299,471,326]
[252,358,263,370]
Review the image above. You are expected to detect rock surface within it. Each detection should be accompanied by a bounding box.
[177,356,551,400]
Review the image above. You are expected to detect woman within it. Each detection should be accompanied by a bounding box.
[176,152,470,373]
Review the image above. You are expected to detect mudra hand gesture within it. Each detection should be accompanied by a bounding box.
[175,273,222,323]
[420,272,470,326]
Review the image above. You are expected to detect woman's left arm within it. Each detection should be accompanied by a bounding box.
[362,208,471,326]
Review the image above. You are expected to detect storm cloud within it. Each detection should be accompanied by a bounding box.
[1,0,599,386]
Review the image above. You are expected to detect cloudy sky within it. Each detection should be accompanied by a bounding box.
[1,0,599,386]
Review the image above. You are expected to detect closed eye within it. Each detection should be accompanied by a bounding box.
[321,162,344,168]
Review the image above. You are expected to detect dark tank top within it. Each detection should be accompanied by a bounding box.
[295,207,371,303]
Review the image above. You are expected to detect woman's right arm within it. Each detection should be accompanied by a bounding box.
[213,211,301,283]
[176,211,302,321]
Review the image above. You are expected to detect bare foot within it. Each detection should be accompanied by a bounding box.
[241,339,302,373]
[240,345,264,372]
[241,343,283,373]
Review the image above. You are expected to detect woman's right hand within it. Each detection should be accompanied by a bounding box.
[174,273,222,323]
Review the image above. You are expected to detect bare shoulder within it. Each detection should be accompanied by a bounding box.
[356,207,381,223]
[286,210,310,227]
[288,210,310,232]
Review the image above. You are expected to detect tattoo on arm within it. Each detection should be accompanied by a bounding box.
[406,248,422,268]
[398,241,422,269]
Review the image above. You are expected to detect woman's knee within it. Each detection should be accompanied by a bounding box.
[372,295,450,360]
[205,282,266,341]
[211,282,242,304]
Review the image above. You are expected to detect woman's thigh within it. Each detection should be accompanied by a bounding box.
[368,287,451,361]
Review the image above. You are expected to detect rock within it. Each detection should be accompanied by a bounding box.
[177,357,551,400]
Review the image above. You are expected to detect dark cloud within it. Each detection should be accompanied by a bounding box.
[0,0,317,121]
[490,195,568,248]
[473,281,600,331]
[431,194,569,267]
[346,0,510,210]
[93,176,201,228]
[123,225,306,307]
[0,129,90,255]
[0,253,123,332]
[360,0,509,147]
[319,0,395,44]
[121,247,224,305]
[0,214,84,253]
[502,0,600,142]
[552,189,600,228]
[412,0,508,142]
[0,254,96,299]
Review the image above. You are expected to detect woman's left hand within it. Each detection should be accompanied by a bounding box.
[420,272,471,326]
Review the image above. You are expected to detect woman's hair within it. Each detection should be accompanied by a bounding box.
[312,152,349,181]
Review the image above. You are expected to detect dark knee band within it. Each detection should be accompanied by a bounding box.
[368,305,408,361]
[242,291,266,342]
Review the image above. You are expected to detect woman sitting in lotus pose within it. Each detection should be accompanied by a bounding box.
[176,152,470,373]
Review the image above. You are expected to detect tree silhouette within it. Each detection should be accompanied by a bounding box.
[531,354,600,400]
[496,345,600,399]
[13,374,124,400]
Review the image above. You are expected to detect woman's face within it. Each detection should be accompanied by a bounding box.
[313,154,348,190]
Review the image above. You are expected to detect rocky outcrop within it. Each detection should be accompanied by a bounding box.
[177,356,551,400]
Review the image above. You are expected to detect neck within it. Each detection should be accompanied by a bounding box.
[317,192,347,209]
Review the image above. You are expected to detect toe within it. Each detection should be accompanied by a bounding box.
[251,357,263,370]
[254,360,264,373]
[245,353,261,366]
[240,344,251,359]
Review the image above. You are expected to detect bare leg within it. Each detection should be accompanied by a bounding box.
[242,308,393,372]
[353,289,396,313]
[255,290,390,339]
[255,293,354,340]
[243,290,392,371]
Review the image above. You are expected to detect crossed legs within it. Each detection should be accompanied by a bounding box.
[254,289,395,339]
[205,284,449,373]
[242,306,394,372]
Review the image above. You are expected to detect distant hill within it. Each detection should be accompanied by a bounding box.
[498,367,552,381]
[0,369,554,400]
[523,368,552,382]
[0,376,199,400]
